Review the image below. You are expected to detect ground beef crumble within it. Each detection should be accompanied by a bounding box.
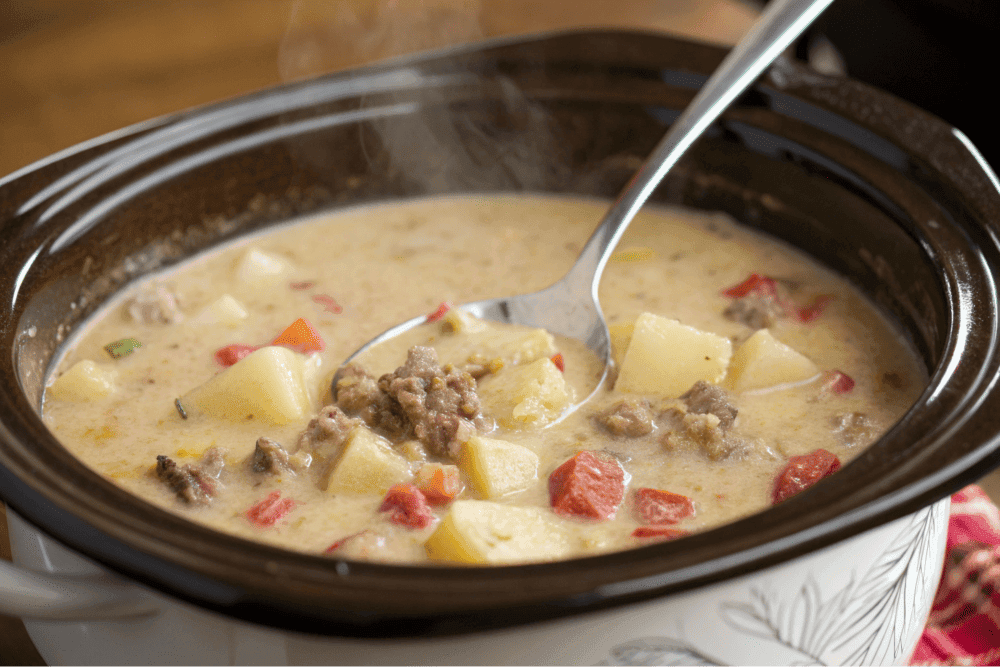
[596,398,655,437]
[680,380,738,431]
[723,295,783,330]
[125,285,182,325]
[296,405,362,461]
[335,346,489,458]
[155,447,225,504]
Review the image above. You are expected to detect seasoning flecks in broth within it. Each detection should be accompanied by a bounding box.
[42,195,924,565]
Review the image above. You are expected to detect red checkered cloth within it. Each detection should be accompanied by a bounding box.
[912,485,1000,666]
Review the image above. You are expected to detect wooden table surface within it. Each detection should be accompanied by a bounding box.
[0,1,762,663]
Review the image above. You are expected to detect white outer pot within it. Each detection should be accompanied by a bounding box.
[3,498,949,666]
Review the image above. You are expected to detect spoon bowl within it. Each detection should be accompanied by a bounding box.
[333,0,835,402]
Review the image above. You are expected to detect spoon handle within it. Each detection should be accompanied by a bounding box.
[564,0,836,294]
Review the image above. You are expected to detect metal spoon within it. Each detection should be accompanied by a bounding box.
[333,0,835,399]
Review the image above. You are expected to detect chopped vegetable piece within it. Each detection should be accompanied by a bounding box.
[215,343,258,367]
[380,484,434,529]
[721,273,778,299]
[772,449,842,504]
[104,337,142,360]
[425,302,452,322]
[550,352,565,372]
[632,527,688,540]
[822,370,856,394]
[548,451,625,520]
[312,293,343,314]
[793,295,834,323]
[246,490,296,527]
[174,398,188,420]
[271,317,325,354]
[48,360,116,401]
[632,488,695,525]
[415,463,462,505]
[290,281,315,290]
[324,531,365,553]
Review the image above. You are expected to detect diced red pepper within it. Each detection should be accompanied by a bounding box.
[772,449,842,504]
[425,302,452,323]
[550,353,565,372]
[632,526,689,540]
[721,273,778,299]
[793,295,835,323]
[246,491,296,527]
[324,530,365,553]
[289,281,315,291]
[632,488,695,525]
[271,317,325,354]
[822,370,855,395]
[379,484,434,529]
[415,464,462,506]
[312,293,343,315]
[548,451,625,520]
[215,343,258,367]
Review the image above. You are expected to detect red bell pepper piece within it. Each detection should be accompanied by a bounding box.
[721,273,778,299]
[632,527,689,540]
[548,451,625,520]
[379,484,434,529]
[425,302,452,323]
[215,343,258,367]
[772,449,842,504]
[822,370,855,394]
[324,531,366,553]
[312,293,343,314]
[632,488,695,525]
[793,295,834,323]
[246,491,296,527]
[550,353,565,372]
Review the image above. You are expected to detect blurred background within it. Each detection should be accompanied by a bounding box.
[0,0,997,663]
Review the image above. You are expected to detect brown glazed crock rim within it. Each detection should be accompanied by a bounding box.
[2,29,1000,638]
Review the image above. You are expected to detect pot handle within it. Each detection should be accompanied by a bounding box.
[0,560,159,620]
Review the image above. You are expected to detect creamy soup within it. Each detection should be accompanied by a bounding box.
[42,195,924,565]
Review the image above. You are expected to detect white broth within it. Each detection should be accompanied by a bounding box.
[42,194,924,564]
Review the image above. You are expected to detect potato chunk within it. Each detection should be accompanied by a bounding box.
[192,294,248,328]
[725,329,818,392]
[616,313,732,397]
[425,500,570,564]
[182,346,312,425]
[235,248,290,285]
[326,427,413,494]
[478,357,570,428]
[460,436,539,499]
[47,360,116,402]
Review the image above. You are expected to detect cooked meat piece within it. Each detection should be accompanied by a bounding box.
[723,295,783,330]
[659,403,743,460]
[380,347,488,458]
[253,437,290,474]
[460,354,504,380]
[125,285,182,325]
[680,381,738,431]
[335,366,408,438]
[831,411,876,447]
[596,398,655,437]
[155,451,222,505]
[296,405,363,461]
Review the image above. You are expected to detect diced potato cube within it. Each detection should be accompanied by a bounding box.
[47,360,116,402]
[460,436,539,499]
[326,427,412,494]
[235,248,290,285]
[616,313,731,397]
[478,357,570,428]
[725,329,819,392]
[182,346,311,425]
[192,294,248,328]
[425,500,570,564]
[609,320,635,366]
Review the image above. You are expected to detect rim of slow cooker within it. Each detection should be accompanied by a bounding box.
[3,29,1000,637]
